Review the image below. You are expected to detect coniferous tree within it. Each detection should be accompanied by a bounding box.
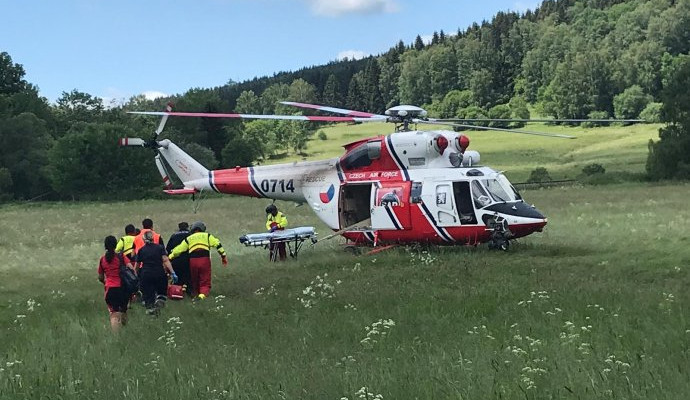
[414,35,425,51]
[362,59,383,113]
[346,72,365,111]
[321,74,342,107]
[647,54,690,179]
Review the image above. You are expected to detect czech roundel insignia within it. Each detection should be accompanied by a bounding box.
[319,184,335,203]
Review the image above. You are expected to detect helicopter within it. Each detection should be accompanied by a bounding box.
[122,101,579,251]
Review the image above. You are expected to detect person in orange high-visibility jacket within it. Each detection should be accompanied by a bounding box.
[115,224,137,259]
[265,204,288,261]
[168,221,227,299]
[132,218,164,259]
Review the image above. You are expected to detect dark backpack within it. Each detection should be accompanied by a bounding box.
[118,253,139,295]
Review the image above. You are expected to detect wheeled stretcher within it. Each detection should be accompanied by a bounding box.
[239,227,317,259]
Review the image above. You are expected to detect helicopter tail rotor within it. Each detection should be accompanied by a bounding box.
[153,102,173,140]
[154,153,174,190]
[118,138,147,147]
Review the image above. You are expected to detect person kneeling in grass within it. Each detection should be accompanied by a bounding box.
[98,235,135,332]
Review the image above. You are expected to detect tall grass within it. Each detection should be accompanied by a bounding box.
[1,181,689,399]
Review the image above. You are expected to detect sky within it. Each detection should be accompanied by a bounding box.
[1,0,540,104]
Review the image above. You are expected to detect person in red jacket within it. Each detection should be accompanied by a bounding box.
[98,235,135,332]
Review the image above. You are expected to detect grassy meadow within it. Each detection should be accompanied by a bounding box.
[2,122,690,399]
[1,183,689,399]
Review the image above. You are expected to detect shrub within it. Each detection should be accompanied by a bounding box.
[582,111,609,128]
[614,85,652,121]
[582,163,605,176]
[488,104,511,128]
[318,131,328,140]
[527,167,552,183]
[640,102,662,123]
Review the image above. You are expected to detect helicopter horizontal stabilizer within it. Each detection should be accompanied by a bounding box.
[163,188,198,195]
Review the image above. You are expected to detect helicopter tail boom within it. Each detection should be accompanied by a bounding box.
[156,139,211,191]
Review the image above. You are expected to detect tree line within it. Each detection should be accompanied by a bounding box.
[1,0,689,201]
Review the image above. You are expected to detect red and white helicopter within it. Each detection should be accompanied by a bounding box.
[122,102,576,250]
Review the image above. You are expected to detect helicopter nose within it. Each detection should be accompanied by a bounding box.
[485,202,545,220]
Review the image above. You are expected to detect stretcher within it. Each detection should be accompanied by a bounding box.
[239,226,317,259]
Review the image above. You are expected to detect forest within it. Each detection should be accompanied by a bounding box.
[0,0,689,201]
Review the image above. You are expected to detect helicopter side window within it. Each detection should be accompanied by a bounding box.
[342,140,382,170]
[471,180,492,208]
[482,179,511,202]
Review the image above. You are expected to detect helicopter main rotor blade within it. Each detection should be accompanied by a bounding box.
[437,118,645,123]
[416,120,576,139]
[128,111,386,123]
[280,101,387,118]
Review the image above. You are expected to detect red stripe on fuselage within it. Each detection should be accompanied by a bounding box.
[342,221,546,246]
[211,168,261,197]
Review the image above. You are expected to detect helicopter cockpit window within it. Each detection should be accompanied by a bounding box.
[482,178,512,202]
[471,180,491,208]
[497,174,522,200]
[342,140,382,170]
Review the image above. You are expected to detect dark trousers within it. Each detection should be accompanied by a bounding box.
[171,258,191,290]
[269,242,287,262]
[139,269,167,308]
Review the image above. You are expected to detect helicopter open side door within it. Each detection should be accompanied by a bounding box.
[370,182,411,230]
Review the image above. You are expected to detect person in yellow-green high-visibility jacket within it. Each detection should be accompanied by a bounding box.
[115,224,137,259]
[169,221,227,299]
[265,204,288,261]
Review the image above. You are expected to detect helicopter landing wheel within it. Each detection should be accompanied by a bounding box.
[489,238,510,252]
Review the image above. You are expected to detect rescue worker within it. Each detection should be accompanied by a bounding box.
[135,231,177,315]
[115,224,137,260]
[133,218,165,257]
[98,235,135,332]
[169,221,227,300]
[166,222,191,293]
[265,204,288,261]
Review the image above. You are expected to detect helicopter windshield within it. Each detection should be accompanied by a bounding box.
[471,175,521,208]
[481,175,521,203]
